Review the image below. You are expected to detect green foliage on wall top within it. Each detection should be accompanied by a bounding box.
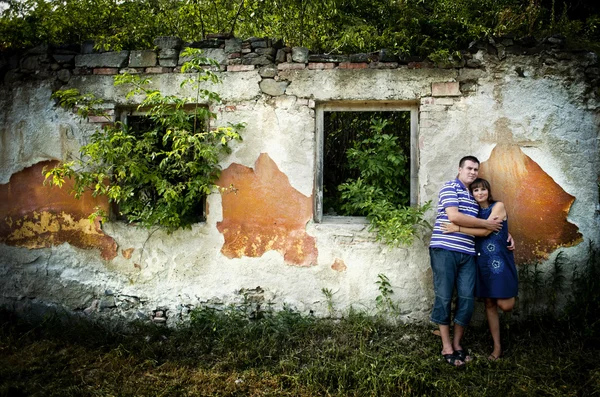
[1,0,598,56]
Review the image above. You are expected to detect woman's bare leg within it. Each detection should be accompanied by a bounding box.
[497,297,515,312]
[485,298,501,359]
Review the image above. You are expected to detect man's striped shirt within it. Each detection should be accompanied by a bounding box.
[429,178,479,255]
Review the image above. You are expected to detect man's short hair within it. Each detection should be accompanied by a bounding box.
[459,156,480,168]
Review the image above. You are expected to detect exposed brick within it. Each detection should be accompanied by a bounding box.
[308,62,335,70]
[228,52,241,59]
[93,68,119,75]
[145,67,173,74]
[225,105,236,112]
[338,62,368,69]
[227,64,255,72]
[432,82,461,97]
[420,97,434,105]
[277,63,306,70]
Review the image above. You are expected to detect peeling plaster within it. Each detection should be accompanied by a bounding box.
[0,160,117,259]
[217,153,318,266]
[480,144,582,264]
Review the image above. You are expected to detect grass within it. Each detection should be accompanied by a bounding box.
[1,305,599,397]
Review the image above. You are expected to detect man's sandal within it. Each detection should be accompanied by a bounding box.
[442,353,464,367]
[454,349,472,363]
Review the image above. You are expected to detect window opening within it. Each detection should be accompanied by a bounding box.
[110,108,208,223]
[315,102,418,223]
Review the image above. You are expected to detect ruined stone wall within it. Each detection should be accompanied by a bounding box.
[0,36,598,326]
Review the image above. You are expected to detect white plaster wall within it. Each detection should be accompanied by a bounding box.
[0,51,598,326]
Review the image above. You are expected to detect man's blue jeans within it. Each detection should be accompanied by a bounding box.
[429,247,476,327]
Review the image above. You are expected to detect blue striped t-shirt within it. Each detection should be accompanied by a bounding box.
[429,178,479,255]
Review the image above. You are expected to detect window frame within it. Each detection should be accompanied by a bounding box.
[314,101,419,223]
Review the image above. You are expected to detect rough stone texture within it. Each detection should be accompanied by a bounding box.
[259,78,289,95]
[129,50,157,68]
[75,51,129,68]
[154,36,182,50]
[224,38,242,54]
[0,44,598,327]
[291,47,309,63]
[258,65,278,78]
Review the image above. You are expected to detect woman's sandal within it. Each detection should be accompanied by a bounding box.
[454,349,472,363]
[442,353,465,367]
[488,354,501,361]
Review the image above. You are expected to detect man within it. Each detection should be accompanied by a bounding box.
[429,155,505,366]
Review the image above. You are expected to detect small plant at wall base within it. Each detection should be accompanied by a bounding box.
[337,117,432,246]
[45,48,244,232]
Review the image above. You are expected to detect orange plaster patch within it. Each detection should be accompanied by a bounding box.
[216,153,318,266]
[480,145,582,264]
[0,160,117,260]
[331,258,347,272]
[122,248,134,259]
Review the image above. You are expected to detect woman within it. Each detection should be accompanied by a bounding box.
[441,178,518,360]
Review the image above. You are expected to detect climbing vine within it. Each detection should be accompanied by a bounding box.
[45,48,244,232]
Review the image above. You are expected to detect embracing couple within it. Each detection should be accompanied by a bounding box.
[429,155,519,367]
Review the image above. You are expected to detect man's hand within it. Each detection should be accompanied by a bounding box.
[507,233,515,251]
[483,216,502,232]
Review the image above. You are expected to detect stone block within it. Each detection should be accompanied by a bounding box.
[158,48,178,59]
[56,69,71,83]
[431,82,461,97]
[154,36,182,50]
[227,64,255,72]
[308,54,348,63]
[277,63,305,71]
[259,79,289,96]
[52,54,76,64]
[158,58,178,67]
[243,55,273,66]
[291,47,309,63]
[129,50,157,67]
[179,48,226,65]
[25,44,49,55]
[256,47,276,57]
[145,66,172,74]
[275,49,287,63]
[259,65,278,78]
[349,53,372,63]
[75,51,129,68]
[251,40,268,49]
[368,62,399,69]
[224,38,242,54]
[20,56,46,70]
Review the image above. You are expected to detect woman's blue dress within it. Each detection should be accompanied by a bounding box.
[474,202,519,298]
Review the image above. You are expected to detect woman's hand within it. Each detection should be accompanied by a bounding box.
[440,222,460,234]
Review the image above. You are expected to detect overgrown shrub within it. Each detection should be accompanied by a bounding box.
[45,48,244,232]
